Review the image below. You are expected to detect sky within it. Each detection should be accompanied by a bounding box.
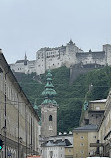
[0,0,111,63]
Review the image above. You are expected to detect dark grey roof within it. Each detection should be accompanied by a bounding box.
[41,139,72,147]
[73,124,98,132]
[76,51,105,59]
[16,60,25,63]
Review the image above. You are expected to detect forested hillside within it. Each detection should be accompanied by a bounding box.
[14,65,111,133]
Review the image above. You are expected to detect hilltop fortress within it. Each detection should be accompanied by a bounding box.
[10,40,111,75]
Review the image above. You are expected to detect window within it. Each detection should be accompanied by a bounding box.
[49,115,52,121]
[80,143,84,146]
[96,107,100,110]
[80,150,84,154]
[80,136,84,139]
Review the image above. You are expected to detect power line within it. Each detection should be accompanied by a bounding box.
[9,81,111,88]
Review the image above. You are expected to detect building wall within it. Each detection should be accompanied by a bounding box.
[36,42,82,75]
[89,102,106,111]
[41,105,57,138]
[0,53,40,158]
[42,146,65,158]
[98,91,111,156]
[73,131,97,158]
[103,44,111,65]
[73,132,88,158]
[10,62,26,73]
[65,147,73,158]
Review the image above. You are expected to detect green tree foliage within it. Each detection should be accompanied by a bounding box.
[14,66,111,133]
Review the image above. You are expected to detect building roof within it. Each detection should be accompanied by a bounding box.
[73,124,98,132]
[41,139,72,147]
[76,51,105,59]
[16,60,25,63]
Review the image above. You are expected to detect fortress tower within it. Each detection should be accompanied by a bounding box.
[40,70,58,138]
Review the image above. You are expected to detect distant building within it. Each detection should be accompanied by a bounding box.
[10,40,111,75]
[80,99,106,126]
[10,54,36,74]
[41,133,73,158]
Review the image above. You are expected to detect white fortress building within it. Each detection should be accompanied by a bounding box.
[10,40,111,75]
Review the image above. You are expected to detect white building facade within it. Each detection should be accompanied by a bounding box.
[10,40,111,75]
[41,136,72,158]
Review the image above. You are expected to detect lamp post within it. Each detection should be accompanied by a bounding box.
[17,89,21,158]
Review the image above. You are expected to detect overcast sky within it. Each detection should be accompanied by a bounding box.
[0,0,111,63]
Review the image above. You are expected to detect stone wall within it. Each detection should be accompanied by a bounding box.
[70,63,104,83]
[41,105,57,138]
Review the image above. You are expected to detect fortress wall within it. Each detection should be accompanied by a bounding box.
[103,44,111,65]
[76,51,106,66]
[70,63,104,84]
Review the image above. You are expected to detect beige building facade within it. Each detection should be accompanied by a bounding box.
[73,125,98,158]
[65,147,73,158]
[0,50,40,158]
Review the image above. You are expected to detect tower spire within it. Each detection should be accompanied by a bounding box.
[41,69,57,105]
[24,52,27,65]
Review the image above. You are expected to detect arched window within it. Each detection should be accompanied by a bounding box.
[49,115,52,121]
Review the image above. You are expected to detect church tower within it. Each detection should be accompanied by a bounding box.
[24,53,28,65]
[40,70,58,138]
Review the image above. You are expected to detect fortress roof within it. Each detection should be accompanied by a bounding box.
[16,60,25,63]
[76,51,105,59]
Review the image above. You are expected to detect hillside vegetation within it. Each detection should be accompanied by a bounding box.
[14,65,111,133]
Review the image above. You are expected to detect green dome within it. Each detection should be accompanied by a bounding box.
[47,78,52,81]
[42,98,52,105]
[42,88,57,96]
[46,70,52,78]
[45,82,54,88]
[52,99,57,105]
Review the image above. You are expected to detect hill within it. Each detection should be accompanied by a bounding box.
[14,65,111,133]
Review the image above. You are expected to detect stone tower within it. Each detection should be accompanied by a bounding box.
[40,70,58,138]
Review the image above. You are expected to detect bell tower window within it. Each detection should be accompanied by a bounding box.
[49,115,52,121]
